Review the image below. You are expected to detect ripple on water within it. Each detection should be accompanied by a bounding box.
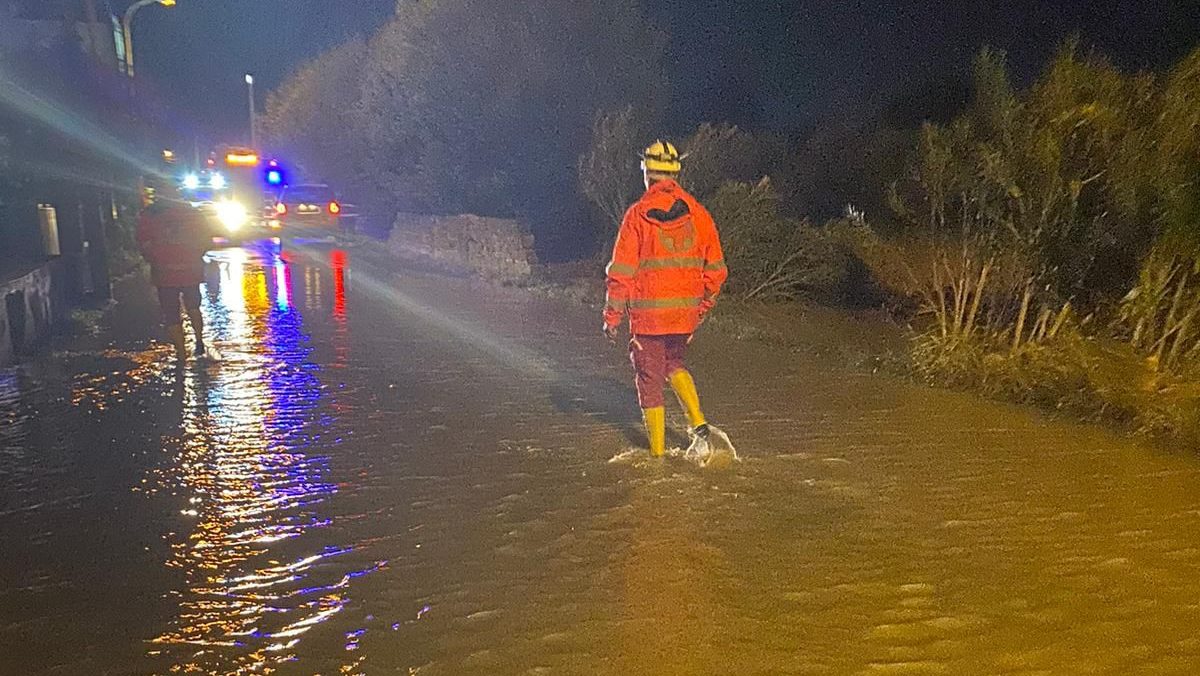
[12,251,1200,674]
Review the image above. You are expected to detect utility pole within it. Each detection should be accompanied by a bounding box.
[246,73,257,150]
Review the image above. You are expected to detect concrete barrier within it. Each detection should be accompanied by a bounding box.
[0,259,66,365]
[387,213,537,283]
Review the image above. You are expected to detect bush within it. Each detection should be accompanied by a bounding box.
[266,0,667,234]
[358,0,667,218]
[263,39,375,204]
[680,123,764,199]
[577,105,654,246]
[705,179,869,303]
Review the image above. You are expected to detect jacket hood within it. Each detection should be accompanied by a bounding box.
[637,180,693,230]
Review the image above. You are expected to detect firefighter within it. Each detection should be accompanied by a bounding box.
[604,140,728,457]
[136,175,212,362]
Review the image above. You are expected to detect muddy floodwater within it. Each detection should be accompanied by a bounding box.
[3,244,1200,675]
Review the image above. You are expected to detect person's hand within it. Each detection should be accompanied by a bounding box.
[689,310,708,344]
[603,322,619,344]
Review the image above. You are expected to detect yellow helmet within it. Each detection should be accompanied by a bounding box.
[641,139,682,174]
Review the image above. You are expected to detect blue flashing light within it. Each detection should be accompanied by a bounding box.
[267,170,282,186]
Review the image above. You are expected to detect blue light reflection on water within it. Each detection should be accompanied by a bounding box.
[274,258,290,312]
[147,246,372,674]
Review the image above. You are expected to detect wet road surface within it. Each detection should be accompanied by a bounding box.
[3,243,1200,675]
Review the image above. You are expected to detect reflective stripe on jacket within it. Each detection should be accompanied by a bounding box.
[604,179,727,336]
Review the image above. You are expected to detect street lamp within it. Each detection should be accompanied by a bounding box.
[122,0,176,78]
[245,73,257,150]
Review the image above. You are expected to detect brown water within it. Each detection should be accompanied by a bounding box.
[2,243,1200,675]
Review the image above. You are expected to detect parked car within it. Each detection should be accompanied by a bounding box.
[268,184,343,232]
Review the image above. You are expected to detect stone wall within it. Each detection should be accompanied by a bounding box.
[0,259,66,366]
[387,213,537,283]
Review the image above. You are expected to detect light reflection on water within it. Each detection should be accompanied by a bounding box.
[14,242,1200,674]
[143,245,377,674]
[69,346,173,409]
[0,368,39,516]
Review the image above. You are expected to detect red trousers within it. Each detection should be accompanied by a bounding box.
[629,334,689,409]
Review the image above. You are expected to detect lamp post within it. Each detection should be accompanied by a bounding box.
[245,73,257,150]
[122,0,176,78]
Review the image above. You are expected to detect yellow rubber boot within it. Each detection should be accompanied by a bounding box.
[642,406,666,457]
[166,324,187,362]
[668,369,706,429]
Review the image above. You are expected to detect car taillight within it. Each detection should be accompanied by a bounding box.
[328,201,341,215]
[274,202,287,215]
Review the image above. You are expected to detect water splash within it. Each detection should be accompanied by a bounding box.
[606,425,739,469]
[684,424,739,469]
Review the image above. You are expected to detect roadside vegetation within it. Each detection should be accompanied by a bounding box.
[574,43,1200,445]
[262,0,665,257]
[266,0,1200,447]
[868,44,1200,443]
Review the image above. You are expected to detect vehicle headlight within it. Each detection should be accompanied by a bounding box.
[209,172,227,190]
[215,200,248,232]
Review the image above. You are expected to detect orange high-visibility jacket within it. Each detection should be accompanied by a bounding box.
[605,179,728,336]
[136,202,211,288]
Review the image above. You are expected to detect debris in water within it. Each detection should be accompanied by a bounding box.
[685,425,739,469]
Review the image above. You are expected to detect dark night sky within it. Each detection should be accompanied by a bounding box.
[649,0,1200,132]
[133,0,395,142]
[129,0,1200,141]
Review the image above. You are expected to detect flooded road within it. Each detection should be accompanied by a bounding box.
[3,243,1200,675]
